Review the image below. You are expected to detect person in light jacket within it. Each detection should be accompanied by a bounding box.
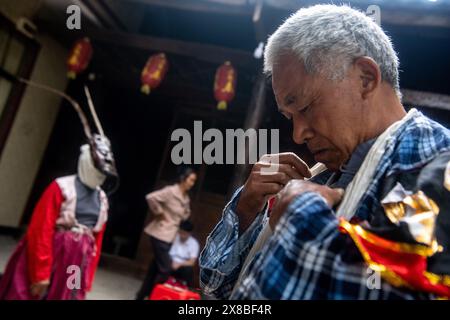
[135,167,197,299]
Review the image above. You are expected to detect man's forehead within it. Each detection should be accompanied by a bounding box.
[273,69,308,104]
[272,58,322,106]
[273,55,307,81]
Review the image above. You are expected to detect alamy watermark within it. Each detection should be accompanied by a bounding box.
[171,121,279,167]
[366,5,381,26]
[366,267,382,290]
[66,265,81,290]
[66,5,81,30]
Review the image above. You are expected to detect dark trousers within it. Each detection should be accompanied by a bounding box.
[136,236,172,300]
[172,266,194,287]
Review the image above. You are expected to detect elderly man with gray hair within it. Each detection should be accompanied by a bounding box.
[199,4,450,300]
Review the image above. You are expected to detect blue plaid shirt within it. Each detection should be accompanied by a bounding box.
[199,110,450,299]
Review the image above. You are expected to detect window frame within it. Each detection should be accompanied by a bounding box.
[0,12,40,158]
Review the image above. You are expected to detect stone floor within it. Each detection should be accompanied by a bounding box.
[87,266,142,300]
[0,235,143,300]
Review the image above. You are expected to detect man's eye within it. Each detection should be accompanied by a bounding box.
[299,105,310,114]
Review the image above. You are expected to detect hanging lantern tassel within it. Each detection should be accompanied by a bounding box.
[214,61,236,111]
[140,53,169,95]
[66,37,93,79]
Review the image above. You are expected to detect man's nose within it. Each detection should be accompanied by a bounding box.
[292,117,313,144]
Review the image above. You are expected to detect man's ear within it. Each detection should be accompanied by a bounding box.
[354,56,381,99]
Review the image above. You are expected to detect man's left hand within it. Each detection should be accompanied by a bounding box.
[269,180,344,230]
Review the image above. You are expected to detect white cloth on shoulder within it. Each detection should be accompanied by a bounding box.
[335,109,418,220]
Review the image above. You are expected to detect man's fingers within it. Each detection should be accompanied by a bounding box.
[275,153,311,178]
[260,153,311,178]
[257,161,306,180]
[257,182,285,198]
[261,172,291,187]
[259,171,291,185]
[326,188,345,206]
[277,163,304,179]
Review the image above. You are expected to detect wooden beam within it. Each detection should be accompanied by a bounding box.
[80,0,127,31]
[37,15,257,69]
[86,27,258,69]
[402,89,450,111]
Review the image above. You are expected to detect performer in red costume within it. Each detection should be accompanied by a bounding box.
[0,82,119,300]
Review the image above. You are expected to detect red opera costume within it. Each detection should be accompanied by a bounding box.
[0,76,118,300]
[67,37,93,79]
[140,53,169,94]
[0,134,118,300]
[0,176,107,300]
[214,61,236,110]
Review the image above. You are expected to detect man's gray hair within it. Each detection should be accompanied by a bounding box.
[264,4,400,96]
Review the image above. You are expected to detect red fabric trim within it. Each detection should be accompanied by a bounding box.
[340,221,450,297]
[26,181,64,284]
[86,224,106,291]
[357,233,450,297]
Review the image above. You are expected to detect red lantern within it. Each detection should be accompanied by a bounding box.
[214,61,236,110]
[140,53,169,94]
[67,37,93,79]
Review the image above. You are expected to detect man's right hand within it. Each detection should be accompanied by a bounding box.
[236,153,311,233]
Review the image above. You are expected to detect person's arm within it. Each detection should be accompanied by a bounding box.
[26,181,64,297]
[232,188,436,300]
[173,258,196,269]
[199,187,267,299]
[232,192,346,299]
[200,153,310,299]
[182,201,191,220]
[145,186,171,215]
[235,153,310,234]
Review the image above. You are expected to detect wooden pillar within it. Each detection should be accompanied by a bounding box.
[228,72,267,197]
